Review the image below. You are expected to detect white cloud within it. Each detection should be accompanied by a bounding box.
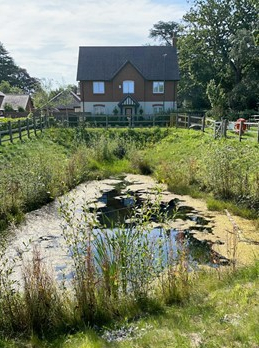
[1,0,189,86]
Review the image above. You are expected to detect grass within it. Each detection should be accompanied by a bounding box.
[3,261,258,347]
[141,128,259,217]
[0,125,258,347]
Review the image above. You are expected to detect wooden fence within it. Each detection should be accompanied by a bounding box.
[0,116,48,145]
[170,113,205,131]
[51,112,206,131]
[3,112,258,145]
[0,112,207,145]
[214,119,259,143]
[52,112,173,128]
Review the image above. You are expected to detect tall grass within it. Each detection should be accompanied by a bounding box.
[58,188,191,327]
[0,189,192,339]
[0,128,170,231]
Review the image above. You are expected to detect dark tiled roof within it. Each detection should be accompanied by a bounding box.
[50,90,81,110]
[0,94,30,111]
[77,46,179,81]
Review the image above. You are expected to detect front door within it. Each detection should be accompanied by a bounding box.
[125,107,133,116]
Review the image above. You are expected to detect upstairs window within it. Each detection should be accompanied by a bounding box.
[123,80,134,94]
[93,81,105,94]
[153,81,164,94]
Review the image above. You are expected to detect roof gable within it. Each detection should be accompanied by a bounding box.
[0,94,30,111]
[77,46,179,81]
[112,60,144,79]
[118,95,140,107]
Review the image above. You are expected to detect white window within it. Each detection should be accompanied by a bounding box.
[153,105,163,114]
[93,82,105,94]
[123,80,134,94]
[94,105,105,114]
[153,81,164,94]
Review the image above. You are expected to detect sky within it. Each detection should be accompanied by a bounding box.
[1,0,191,88]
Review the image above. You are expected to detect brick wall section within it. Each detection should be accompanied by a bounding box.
[80,62,177,104]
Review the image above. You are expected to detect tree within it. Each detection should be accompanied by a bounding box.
[149,21,182,45]
[0,42,39,93]
[33,79,78,112]
[182,0,258,110]
[0,80,23,94]
[206,79,227,118]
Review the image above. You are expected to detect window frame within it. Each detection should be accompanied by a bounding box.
[153,104,163,114]
[93,81,105,94]
[123,80,134,94]
[94,104,105,115]
[153,81,164,94]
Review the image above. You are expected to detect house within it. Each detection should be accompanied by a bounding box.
[76,46,179,116]
[48,89,81,113]
[0,93,34,113]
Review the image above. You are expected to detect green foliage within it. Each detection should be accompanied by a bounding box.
[153,0,259,110]
[0,81,23,94]
[58,188,191,326]
[0,42,39,93]
[149,21,182,45]
[202,142,259,210]
[206,80,227,119]
[3,103,14,112]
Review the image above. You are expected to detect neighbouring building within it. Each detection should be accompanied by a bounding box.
[0,93,34,114]
[48,89,81,113]
[76,46,179,116]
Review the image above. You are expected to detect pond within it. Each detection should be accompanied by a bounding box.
[2,175,230,286]
[92,180,229,267]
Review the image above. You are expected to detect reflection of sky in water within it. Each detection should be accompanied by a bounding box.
[58,226,219,282]
[54,182,228,282]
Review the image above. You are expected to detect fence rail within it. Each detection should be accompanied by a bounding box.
[0,116,48,145]
[52,112,173,128]
[214,119,259,143]
[1,112,258,145]
[171,113,205,131]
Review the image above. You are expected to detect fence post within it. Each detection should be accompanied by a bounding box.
[18,119,22,141]
[176,113,178,128]
[202,116,205,132]
[187,114,191,129]
[26,118,30,138]
[222,119,227,138]
[257,122,259,143]
[153,114,155,127]
[44,115,48,128]
[214,121,217,139]
[33,115,37,136]
[39,115,43,132]
[8,121,13,143]
[239,120,243,142]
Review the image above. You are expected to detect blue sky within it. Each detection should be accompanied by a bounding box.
[1,0,191,88]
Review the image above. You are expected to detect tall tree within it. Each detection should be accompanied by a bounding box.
[182,0,258,110]
[149,21,182,45]
[0,42,39,93]
[149,1,258,110]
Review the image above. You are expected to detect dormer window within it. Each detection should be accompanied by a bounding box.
[93,81,105,94]
[123,80,134,94]
[153,81,164,94]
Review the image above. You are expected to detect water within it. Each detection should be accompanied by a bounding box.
[95,182,229,267]
[2,176,229,286]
